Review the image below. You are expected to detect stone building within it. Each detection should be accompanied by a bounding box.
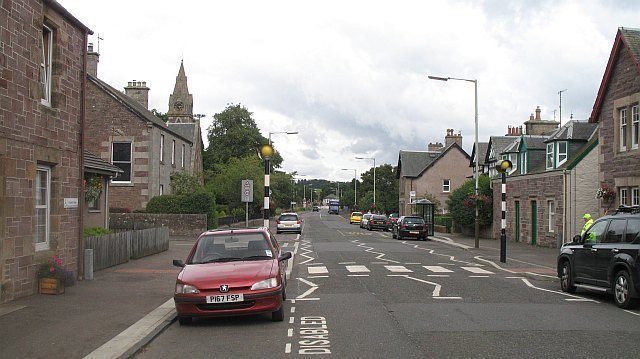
[397,129,472,216]
[590,27,640,209]
[83,151,122,229]
[84,52,202,211]
[0,0,91,301]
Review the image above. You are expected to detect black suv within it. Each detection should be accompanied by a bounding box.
[557,206,640,308]
[392,215,428,241]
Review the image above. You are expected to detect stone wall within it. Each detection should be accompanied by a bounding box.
[109,213,207,237]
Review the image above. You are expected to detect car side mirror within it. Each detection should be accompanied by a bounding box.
[172,259,185,268]
[572,235,581,243]
[278,252,292,261]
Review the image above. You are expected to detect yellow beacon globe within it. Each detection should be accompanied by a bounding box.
[260,144,274,159]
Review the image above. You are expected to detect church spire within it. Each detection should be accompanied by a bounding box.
[167,60,193,122]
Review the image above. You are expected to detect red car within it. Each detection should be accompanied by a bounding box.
[172,228,292,324]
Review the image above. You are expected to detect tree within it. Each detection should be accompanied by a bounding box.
[359,164,398,214]
[446,175,493,228]
[151,109,168,122]
[205,154,264,217]
[170,171,202,195]
[203,104,282,171]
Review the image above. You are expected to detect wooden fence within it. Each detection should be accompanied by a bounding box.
[84,227,169,271]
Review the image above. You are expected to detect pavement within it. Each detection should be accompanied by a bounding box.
[0,226,561,359]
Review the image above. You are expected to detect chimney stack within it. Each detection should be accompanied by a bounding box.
[124,80,150,109]
[444,128,463,148]
[535,106,541,121]
[428,142,444,152]
[87,42,99,77]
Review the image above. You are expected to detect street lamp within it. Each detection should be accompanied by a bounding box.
[294,174,306,209]
[260,143,274,228]
[355,156,376,208]
[269,131,298,145]
[429,75,480,248]
[341,168,357,208]
[496,159,513,263]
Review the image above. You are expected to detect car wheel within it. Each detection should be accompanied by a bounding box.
[276,230,281,234]
[613,270,638,309]
[560,261,576,293]
[177,316,192,325]
[272,304,285,322]
[392,232,397,239]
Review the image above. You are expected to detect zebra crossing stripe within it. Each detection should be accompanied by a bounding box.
[461,267,494,274]
[423,265,454,273]
[384,265,412,273]
[307,266,329,274]
[346,265,370,273]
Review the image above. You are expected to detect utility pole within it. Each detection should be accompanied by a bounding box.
[558,89,567,126]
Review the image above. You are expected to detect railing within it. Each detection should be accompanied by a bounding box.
[84,227,169,271]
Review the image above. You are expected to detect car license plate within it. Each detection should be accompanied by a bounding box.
[285,224,292,227]
[206,294,243,303]
[410,231,419,234]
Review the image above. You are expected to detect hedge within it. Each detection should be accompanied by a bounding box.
[146,191,218,228]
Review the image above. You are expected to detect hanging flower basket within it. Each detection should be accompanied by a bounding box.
[85,176,103,203]
[595,184,615,200]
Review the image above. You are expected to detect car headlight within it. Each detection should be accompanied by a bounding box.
[175,283,200,294]
[250,277,278,290]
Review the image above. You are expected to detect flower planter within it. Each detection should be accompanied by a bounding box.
[39,277,65,295]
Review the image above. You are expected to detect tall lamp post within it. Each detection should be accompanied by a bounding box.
[355,156,376,208]
[341,168,357,209]
[262,131,298,228]
[428,75,480,248]
[294,174,306,209]
[496,159,512,263]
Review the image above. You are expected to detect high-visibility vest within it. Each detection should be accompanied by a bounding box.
[581,218,594,237]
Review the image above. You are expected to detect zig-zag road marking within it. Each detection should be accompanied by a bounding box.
[298,239,316,265]
[351,239,400,263]
[296,277,319,300]
[400,241,478,266]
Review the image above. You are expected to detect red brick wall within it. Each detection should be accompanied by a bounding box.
[0,1,87,301]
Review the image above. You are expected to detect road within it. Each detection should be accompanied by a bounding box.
[136,211,640,358]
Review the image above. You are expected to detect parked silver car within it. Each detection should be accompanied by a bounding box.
[276,213,302,234]
[360,213,373,229]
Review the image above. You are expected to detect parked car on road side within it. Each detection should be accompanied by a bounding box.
[312,206,319,212]
[360,213,373,229]
[558,206,640,309]
[368,214,389,231]
[276,213,302,234]
[350,212,363,224]
[173,227,292,324]
[392,215,427,241]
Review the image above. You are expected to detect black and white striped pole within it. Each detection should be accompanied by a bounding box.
[261,144,274,228]
[496,159,512,263]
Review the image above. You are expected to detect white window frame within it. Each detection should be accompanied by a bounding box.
[35,166,51,251]
[620,188,629,206]
[620,108,627,151]
[160,184,164,195]
[547,200,555,233]
[632,187,639,206]
[557,141,568,166]
[40,24,53,106]
[112,142,132,183]
[509,153,518,175]
[171,139,176,165]
[181,144,185,168]
[632,105,639,150]
[160,134,165,162]
[546,143,554,169]
[442,179,451,193]
[520,152,527,175]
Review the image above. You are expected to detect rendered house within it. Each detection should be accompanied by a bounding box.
[590,27,640,209]
[397,129,472,216]
[0,0,91,301]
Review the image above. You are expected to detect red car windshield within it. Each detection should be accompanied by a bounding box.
[190,233,273,264]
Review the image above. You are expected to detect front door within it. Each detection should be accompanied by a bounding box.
[531,201,537,246]
[593,219,625,286]
[515,201,520,242]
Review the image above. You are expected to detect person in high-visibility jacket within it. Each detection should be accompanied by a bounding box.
[581,213,595,242]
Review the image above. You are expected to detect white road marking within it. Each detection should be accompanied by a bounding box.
[308,266,328,274]
[469,275,491,278]
[306,263,324,266]
[506,276,525,279]
[434,297,463,300]
[438,263,456,266]
[462,267,494,274]
[405,262,421,265]
[295,298,320,301]
[370,261,388,265]
[351,239,401,263]
[288,328,293,337]
[285,343,292,354]
[297,278,319,300]
[348,274,370,277]
[520,278,599,302]
[427,275,450,277]
[346,265,370,273]
[385,265,412,273]
[289,317,295,324]
[623,310,640,316]
[308,275,329,279]
[565,298,595,302]
[339,261,356,264]
[290,307,296,313]
[388,274,442,297]
[423,265,454,273]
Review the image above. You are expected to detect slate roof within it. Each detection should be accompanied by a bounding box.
[167,123,197,141]
[545,120,598,142]
[88,74,192,144]
[621,27,640,69]
[470,142,488,167]
[523,136,548,150]
[485,136,518,162]
[398,143,470,178]
[84,151,122,176]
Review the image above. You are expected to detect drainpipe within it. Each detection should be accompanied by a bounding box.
[78,32,88,280]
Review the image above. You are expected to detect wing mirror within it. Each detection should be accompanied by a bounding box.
[278,252,292,261]
[172,259,185,268]
[572,235,581,243]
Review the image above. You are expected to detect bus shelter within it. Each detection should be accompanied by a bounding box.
[412,199,435,237]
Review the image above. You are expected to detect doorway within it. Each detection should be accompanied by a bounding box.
[531,200,537,246]
[515,200,520,242]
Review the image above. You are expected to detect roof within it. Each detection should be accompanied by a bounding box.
[84,151,122,176]
[44,0,93,35]
[565,129,600,170]
[167,123,197,141]
[545,120,598,142]
[485,136,518,162]
[398,142,470,178]
[470,142,488,167]
[590,27,640,122]
[88,74,192,144]
[522,136,548,150]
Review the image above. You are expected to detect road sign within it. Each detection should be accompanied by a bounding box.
[409,190,416,203]
[241,179,253,202]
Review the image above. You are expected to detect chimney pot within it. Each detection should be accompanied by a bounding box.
[124,80,150,109]
[535,106,541,121]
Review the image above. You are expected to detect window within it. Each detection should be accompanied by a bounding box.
[547,200,555,233]
[626,219,640,243]
[520,152,527,174]
[584,220,607,243]
[171,139,176,165]
[509,153,517,174]
[442,179,451,193]
[160,134,165,162]
[181,144,185,168]
[604,219,625,243]
[112,142,132,183]
[632,105,639,149]
[160,184,164,195]
[546,143,554,169]
[632,187,639,206]
[35,166,51,251]
[557,141,568,166]
[40,25,53,105]
[620,108,627,151]
[620,188,628,206]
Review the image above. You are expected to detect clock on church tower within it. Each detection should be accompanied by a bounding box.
[173,101,184,111]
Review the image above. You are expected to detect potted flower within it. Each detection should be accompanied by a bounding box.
[37,256,75,295]
[596,184,615,200]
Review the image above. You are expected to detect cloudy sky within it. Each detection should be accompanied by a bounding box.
[61,0,639,181]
